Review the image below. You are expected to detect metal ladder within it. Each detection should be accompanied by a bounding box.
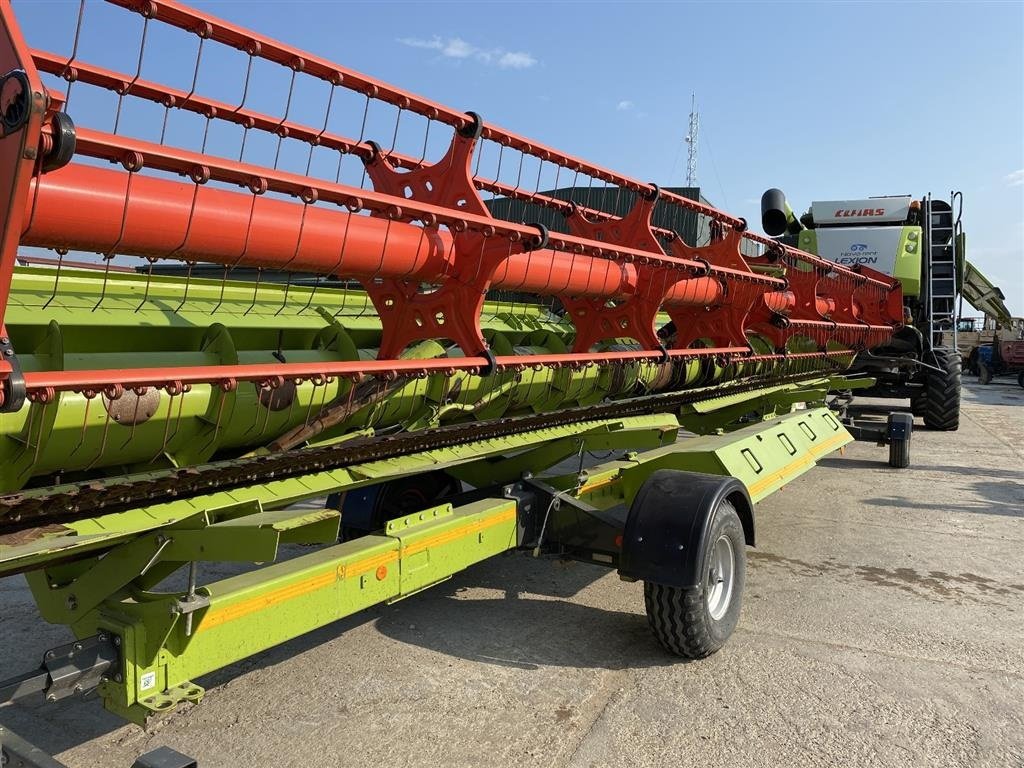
[923,192,960,350]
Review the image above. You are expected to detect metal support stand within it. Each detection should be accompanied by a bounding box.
[842,412,913,468]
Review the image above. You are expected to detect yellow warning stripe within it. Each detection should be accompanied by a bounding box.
[748,432,847,497]
[339,550,400,580]
[197,505,516,633]
[196,551,399,633]
[578,476,621,495]
[808,430,850,459]
[402,505,516,556]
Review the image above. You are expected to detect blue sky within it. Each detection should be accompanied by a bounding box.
[14,0,1024,315]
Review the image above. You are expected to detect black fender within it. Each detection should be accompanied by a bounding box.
[887,412,913,441]
[618,470,754,589]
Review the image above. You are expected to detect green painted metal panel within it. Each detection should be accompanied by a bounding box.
[385,498,517,597]
[891,226,923,298]
[569,407,852,508]
[95,495,519,722]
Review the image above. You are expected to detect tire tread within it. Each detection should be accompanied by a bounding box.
[642,502,744,660]
[922,349,961,431]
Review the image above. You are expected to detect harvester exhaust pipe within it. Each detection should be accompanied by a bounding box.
[760,188,804,237]
[760,188,788,236]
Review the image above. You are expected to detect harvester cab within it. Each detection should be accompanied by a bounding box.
[761,188,964,430]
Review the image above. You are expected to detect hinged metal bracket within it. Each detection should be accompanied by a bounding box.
[0,634,118,707]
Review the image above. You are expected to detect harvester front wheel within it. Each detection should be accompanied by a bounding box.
[921,349,961,431]
[643,500,745,660]
[910,392,925,417]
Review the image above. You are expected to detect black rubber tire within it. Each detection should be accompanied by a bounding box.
[978,362,992,385]
[1018,372,1024,390]
[921,349,961,431]
[910,392,925,417]
[888,438,910,468]
[643,500,745,659]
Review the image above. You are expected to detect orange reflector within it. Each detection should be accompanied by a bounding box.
[375,565,388,581]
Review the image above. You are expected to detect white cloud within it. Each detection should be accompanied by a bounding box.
[1006,169,1024,187]
[443,38,474,59]
[497,51,537,70]
[398,36,538,69]
[398,36,444,51]
[616,100,633,111]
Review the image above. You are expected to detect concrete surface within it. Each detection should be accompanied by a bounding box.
[1,380,1022,768]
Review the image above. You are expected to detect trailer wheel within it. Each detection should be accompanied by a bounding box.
[888,437,910,468]
[921,349,961,430]
[1018,372,1024,389]
[643,499,745,659]
[885,412,913,468]
[978,362,992,385]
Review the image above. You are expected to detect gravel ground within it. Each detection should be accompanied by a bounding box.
[1,379,1022,768]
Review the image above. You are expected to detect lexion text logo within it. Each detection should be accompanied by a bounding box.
[836,242,879,265]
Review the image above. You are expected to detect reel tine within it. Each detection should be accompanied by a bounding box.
[355,95,371,188]
[134,257,159,312]
[41,249,66,310]
[329,210,355,317]
[59,0,87,111]
[16,397,49,481]
[84,392,114,471]
[112,11,151,135]
[93,167,139,312]
[419,116,432,165]
[151,385,177,464]
[299,274,323,315]
[120,388,145,451]
[70,392,91,457]
[243,268,263,316]
[174,260,197,314]
[212,264,231,316]
[203,381,235,455]
[306,79,338,177]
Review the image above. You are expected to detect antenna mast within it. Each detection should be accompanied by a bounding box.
[685,93,699,187]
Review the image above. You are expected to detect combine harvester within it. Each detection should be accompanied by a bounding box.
[760,188,1012,431]
[0,1,905,764]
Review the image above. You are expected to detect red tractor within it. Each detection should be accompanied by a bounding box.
[978,339,1024,388]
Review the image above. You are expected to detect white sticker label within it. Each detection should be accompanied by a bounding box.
[139,671,157,692]
[814,227,904,275]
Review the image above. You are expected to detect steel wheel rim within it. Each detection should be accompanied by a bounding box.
[706,534,735,621]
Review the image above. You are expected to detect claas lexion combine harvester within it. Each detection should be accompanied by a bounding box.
[0,1,908,764]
